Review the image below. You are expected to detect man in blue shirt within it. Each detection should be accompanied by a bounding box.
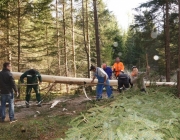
[102,63,113,90]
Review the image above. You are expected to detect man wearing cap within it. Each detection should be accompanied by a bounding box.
[20,69,42,107]
[90,65,113,100]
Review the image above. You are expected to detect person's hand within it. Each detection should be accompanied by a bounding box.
[91,80,94,83]
[104,81,107,85]
[16,92,19,97]
[39,82,42,85]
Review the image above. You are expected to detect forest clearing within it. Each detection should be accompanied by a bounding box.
[1,0,180,139]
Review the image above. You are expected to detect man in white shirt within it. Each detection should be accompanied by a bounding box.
[90,65,113,100]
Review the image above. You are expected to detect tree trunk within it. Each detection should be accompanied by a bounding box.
[177,0,180,97]
[7,2,11,63]
[86,0,91,78]
[45,25,50,74]
[82,0,89,78]
[165,0,170,82]
[71,0,76,77]
[93,0,101,67]
[56,0,61,76]
[17,0,21,72]
[63,0,69,92]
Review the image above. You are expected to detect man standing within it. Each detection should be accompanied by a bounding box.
[20,69,42,107]
[102,63,113,90]
[112,57,125,79]
[0,62,19,122]
[90,65,113,100]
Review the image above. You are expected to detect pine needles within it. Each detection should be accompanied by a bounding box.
[64,87,180,140]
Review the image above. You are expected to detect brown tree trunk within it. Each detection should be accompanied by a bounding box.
[177,0,180,97]
[56,0,62,91]
[7,2,11,63]
[86,0,91,78]
[71,0,76,77]
[93,0,101,67]
[17,0,21,72]
[165,0,170,82]
[63,0,69,92]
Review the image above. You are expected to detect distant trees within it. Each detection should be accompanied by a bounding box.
[0,0,122,78]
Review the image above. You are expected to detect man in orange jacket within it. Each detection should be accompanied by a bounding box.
[112,57,124,78]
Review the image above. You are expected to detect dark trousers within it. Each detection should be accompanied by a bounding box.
[118,78,129,89]
[26,85,41,102]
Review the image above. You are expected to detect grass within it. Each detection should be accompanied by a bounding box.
[0,115,71,140]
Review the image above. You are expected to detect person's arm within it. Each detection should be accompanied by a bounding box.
[109,67,112,79]
[37,72,42,83]
[9,73,17,93]
[121,62,125,71]
[20,71,27,83]
[91,76,96,83]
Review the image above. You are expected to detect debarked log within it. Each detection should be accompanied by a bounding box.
[12,72,176,86]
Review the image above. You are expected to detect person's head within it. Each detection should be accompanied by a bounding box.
[3,62,11,71]
[102,63,107,69]
[89,65,96,72]
[29,69,36,75]
[115,57,120,63]
[132,66,138,76]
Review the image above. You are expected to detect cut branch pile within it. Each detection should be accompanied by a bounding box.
[64,88,180,140]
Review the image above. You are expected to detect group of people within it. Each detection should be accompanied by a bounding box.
[90,57,149,100]
[0,58,148,122]
[0,62,42,122]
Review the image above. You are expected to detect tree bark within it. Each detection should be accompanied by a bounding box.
[71,0,76,77]
[86,0,91,78]
[165,0,170,82]
[17,0,21,72]
[7,2,11,63]
[62,0,69,92]
[93,0,101,67]
[177,0,180,97]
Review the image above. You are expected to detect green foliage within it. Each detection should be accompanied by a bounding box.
[64,88,180,139]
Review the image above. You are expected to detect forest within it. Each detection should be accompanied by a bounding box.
[1,0,180,139]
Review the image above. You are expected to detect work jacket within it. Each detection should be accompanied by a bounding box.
[112,62,124,77]
[0,68,17,94]
[20,69,42,84]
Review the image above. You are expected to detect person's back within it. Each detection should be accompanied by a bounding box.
[118,71,130,90]
[112,57,124,78]
[0,67,16,94]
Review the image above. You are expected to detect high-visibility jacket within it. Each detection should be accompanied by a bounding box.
[112,62,124,77]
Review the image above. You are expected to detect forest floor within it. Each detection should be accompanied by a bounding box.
[0,89,116,140]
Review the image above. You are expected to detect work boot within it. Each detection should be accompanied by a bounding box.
[25,101,29,108]
[10,118,17,123]
[140,88,146,93]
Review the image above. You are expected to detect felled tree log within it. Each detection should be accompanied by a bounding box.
[12,72,176,86]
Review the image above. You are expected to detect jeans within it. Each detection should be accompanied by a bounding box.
[1,93,14,121]
[96,79,112,99]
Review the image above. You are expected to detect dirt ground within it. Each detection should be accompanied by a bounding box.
[13,95,95,120]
